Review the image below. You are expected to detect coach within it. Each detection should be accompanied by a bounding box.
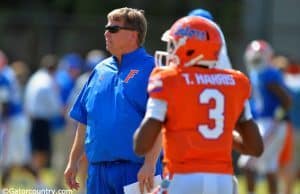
[64,7,162,194]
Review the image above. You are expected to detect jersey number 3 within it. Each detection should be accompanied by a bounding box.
[198,89,224,139]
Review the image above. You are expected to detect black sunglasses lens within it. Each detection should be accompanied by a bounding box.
[105,26,120,33]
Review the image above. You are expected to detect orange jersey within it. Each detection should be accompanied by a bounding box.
[148,66,251,175]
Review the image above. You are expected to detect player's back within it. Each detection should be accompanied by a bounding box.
[151,66,251,174]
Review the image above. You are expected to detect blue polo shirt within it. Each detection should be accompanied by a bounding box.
[257,66,287,118]
[70,47,155,163]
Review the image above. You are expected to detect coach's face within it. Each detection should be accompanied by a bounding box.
[104,19,137,60]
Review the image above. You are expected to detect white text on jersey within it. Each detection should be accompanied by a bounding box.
[181,73,236,86]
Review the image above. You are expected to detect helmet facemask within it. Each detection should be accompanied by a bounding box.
[155,30,181,67]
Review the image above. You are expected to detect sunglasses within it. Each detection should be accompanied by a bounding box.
[105,25,136,33]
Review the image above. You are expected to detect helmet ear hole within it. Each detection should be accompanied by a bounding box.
[206,32,210,40]
[186,49,195,56]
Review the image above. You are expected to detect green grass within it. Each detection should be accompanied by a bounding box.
[237,175,300,194]
[2,168,300,194]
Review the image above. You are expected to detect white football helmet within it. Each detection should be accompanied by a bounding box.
[244,40,273,71]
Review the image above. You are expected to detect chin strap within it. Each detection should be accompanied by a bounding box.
[184,54,204,67]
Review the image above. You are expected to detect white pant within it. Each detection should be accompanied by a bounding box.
[238,118,287,174]
[0,114,31,167]
[167,173,234,194]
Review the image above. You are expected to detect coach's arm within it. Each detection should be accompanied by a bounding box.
[64,123,86,190]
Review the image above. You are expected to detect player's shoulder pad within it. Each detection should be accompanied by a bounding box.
[150,66,178,79]
[234,70,251,86]
[223,69,250,83]
[148,66,178,94]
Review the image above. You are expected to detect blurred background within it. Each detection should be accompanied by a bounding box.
[0,0,299,71]
[0,0,300,194]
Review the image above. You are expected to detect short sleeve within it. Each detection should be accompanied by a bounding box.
[69,82,88,124]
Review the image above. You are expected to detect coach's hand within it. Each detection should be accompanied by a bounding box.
[138,162,155,194]
[64,162,80,190]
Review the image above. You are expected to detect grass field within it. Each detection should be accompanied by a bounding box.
[237,175,300,194]
[2,167,300,194]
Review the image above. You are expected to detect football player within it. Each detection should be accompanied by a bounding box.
[238,40,292,194]
[134,16,263,194]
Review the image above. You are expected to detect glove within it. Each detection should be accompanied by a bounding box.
[274,106,286,121]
